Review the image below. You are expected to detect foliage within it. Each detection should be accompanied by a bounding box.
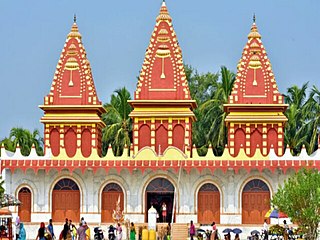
[269,225,284,236]
[186,65,235,156]
[0,128,44,156]
[0,176,4,200]
[102,87,133,156]
[271,169,320,240]
[284,83,320,155]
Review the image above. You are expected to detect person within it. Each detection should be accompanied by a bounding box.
[189,220,195,240]
[130,222,136,240]
[235,234,240,240]
[263,219,268,240]
[210,222,217,240]
[80,218,85,225]
[62,219,69,240]
[77,223,87,240]
[116,223,122,240]
[161,202,167,222]
[36,222,46,240]
[166,223,171,240]
[15,216,20,240]
[47,219,55,240]
[69,220,77,240]
[283,220,289,240]
[18,223,26,240]
[85,222,90,240]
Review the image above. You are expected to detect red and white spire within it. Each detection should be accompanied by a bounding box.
[228,18,284,105]
[43,17,101,106]
[134,0,191,101]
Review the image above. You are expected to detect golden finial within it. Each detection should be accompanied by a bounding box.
[74,14,77,23]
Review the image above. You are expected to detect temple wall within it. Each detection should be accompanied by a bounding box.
[4,166,293,225]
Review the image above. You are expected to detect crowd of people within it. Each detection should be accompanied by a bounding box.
[14,216,136,240]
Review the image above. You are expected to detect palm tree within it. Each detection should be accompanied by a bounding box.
[102,87,133,156]
[1,127,44,156]
[304,85,320,154]
[284,83,309,155]
[198,66,236,155]
[185,64,220,155]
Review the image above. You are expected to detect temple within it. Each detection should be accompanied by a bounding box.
[0,3,319,240]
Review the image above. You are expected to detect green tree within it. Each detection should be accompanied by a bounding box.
[102,87,133,156]
[284,84,309,155]
[185,64,220,155]
[199,66,235,155]
[1,127,44,156]
[304,85,320,154]
[0,175,4,200]
[271,169,320,240]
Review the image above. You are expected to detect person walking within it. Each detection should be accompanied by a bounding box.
[47,219,55,240]
[36,222,46,240]
[15,216,20,240]
[18,223,26,240]
[62,219,69,240]
[130,222,136,240]
[189,220,196,240]
[210,222,217,240]
[77,223,87,240]
[116,223,122,240]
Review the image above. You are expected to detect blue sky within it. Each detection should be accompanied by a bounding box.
[0,0,319,140]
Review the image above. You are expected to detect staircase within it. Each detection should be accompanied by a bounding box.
[171,223,189,240]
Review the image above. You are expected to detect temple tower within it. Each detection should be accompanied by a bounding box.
[224,17,288,157]
[40,18,106,158]
[129,2,196,155]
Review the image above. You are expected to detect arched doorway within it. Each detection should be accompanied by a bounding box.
[101,183,124,223]
[52,178,80,222]
[242,179,270,224]
[145,178,174,223]
[198,183,220,224]
[18,187,31,222]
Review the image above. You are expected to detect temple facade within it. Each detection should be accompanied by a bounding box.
[1,2,319,235]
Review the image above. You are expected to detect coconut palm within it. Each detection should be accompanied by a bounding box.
[283,83,309,155]
[102,87,133,156]
[198,66,236,155]
[1,127,44,156]
[304,85,320,154]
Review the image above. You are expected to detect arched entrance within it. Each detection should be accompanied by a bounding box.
[145,178,174,223]
[52,178,80,222]
[242,179,270,224]
[198,183,220,224]
[101,183,124,223]
[18,187,31,222]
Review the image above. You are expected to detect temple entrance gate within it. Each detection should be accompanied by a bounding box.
[242,179,270,224]
[18,187,31,222]
[101,183,124,223]
[145,178,174,223]
[197,183,220,224]
[52,178,80,222]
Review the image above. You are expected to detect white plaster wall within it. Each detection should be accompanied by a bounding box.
[4,166,293,226]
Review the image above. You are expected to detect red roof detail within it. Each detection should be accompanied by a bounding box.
[44,22,101,106]
[229,22,283,104]
[134,2,191,101]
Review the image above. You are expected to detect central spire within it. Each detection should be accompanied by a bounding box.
[134,1,191,100]
[129,3,196,155]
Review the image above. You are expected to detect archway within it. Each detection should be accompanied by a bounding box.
[242,179,270,224]
[198,183,220,224]
[145,178,174,223]
[18,187,31,222]
[52,178,80,222]
[101,183,124,223]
